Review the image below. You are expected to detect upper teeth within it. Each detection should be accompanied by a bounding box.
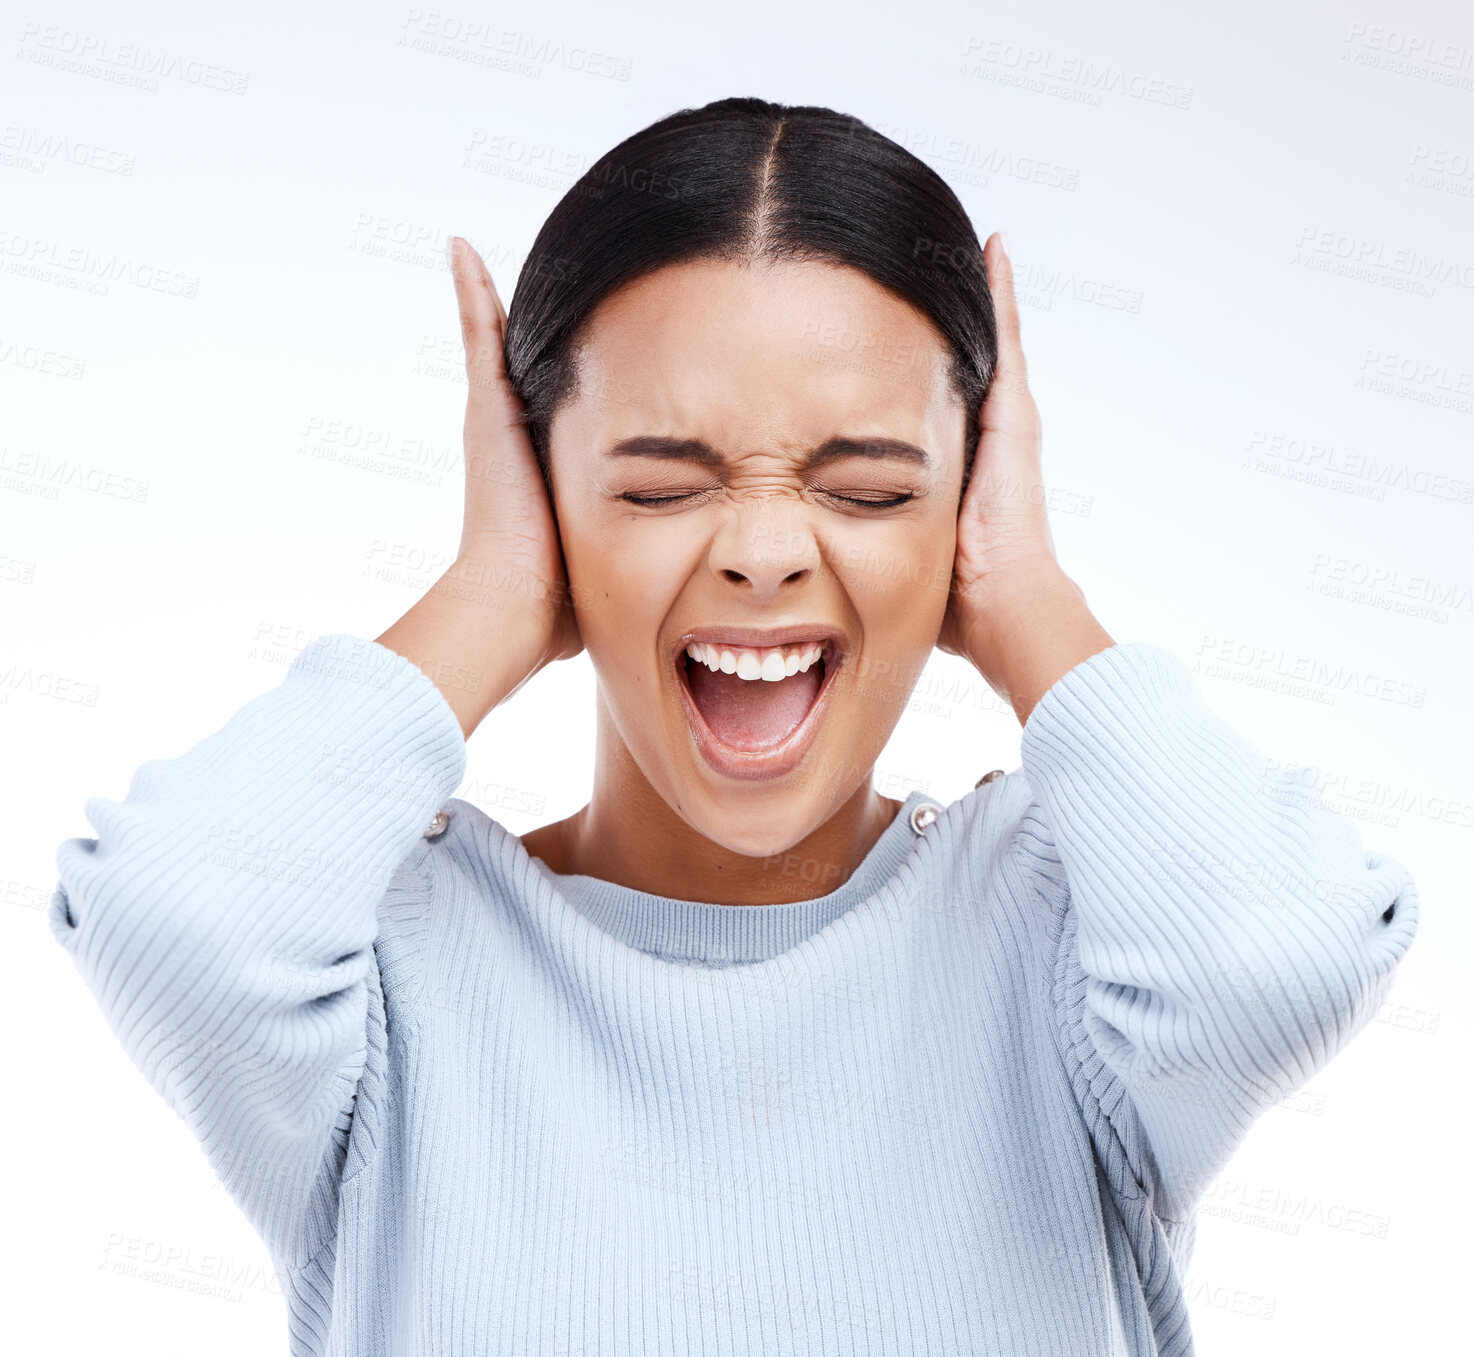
[684,639,830,682]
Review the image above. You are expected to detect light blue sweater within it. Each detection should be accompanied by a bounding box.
[48,633,1418,1355]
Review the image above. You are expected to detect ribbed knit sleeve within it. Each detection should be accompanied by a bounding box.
[1014,641,1419,1223]
[46,633,466,1271]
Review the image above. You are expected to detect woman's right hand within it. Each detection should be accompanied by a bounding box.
[375,236,583,739]
[449,235,583,667]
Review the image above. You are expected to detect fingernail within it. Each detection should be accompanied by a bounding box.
[998,231,1011,256]
[446,235,460,269]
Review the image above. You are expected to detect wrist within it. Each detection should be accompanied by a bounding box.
[376,560,550,740]
[962,564,1113,727]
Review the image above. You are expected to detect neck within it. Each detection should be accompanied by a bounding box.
[521,705,903,906]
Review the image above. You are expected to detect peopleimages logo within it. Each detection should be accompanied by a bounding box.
[1350,21,1474,71]
[959,35,1193,110]
[0,229,199,299]
[397,8,633,81]
[14,22,250,94]
[1294,226,1474,297]
[0,123,136,176]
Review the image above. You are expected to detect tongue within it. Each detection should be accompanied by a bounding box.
[686,659,823,750]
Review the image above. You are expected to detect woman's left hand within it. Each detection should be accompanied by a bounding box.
[937,232,1115,722]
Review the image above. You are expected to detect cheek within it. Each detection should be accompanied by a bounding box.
[563,518,684,656]
[831,516,956,631]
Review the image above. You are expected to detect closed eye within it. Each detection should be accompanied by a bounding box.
[619,490,916,509]
[825,492,916,509]
[620,491,709,506]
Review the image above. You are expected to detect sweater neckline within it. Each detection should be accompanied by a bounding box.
[519,789,936,968]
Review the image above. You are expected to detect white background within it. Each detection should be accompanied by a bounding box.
[3,0,1469,1351]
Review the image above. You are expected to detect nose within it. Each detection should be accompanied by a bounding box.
[708,495,818,601]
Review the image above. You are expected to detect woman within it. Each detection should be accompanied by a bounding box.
[50,97,1418,1355]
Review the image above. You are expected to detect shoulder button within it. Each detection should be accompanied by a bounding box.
[909,801,943,836]
[423,809,451,839]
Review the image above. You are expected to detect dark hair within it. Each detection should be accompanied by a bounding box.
[503,96,997,498]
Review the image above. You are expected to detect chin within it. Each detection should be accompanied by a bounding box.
[669,781,840,861]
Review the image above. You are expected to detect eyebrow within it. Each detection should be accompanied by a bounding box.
[605,434,931,469]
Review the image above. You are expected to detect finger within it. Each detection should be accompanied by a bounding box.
[984,232,1022,367]
[981,232,1035,431]
[477,243,508,331]
[448,235,495,386]
[448,235,521,437]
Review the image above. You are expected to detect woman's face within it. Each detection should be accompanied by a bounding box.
[546,257,969,856]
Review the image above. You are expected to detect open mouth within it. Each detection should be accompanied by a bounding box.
[675,635,845,756]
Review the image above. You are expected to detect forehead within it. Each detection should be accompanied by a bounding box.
[558,257,961,452]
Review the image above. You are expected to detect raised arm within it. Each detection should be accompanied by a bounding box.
[48,235,581,1273]
[941,232,1419,1220]
[1011,638,1418,1220]
[49,634,466,1269]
